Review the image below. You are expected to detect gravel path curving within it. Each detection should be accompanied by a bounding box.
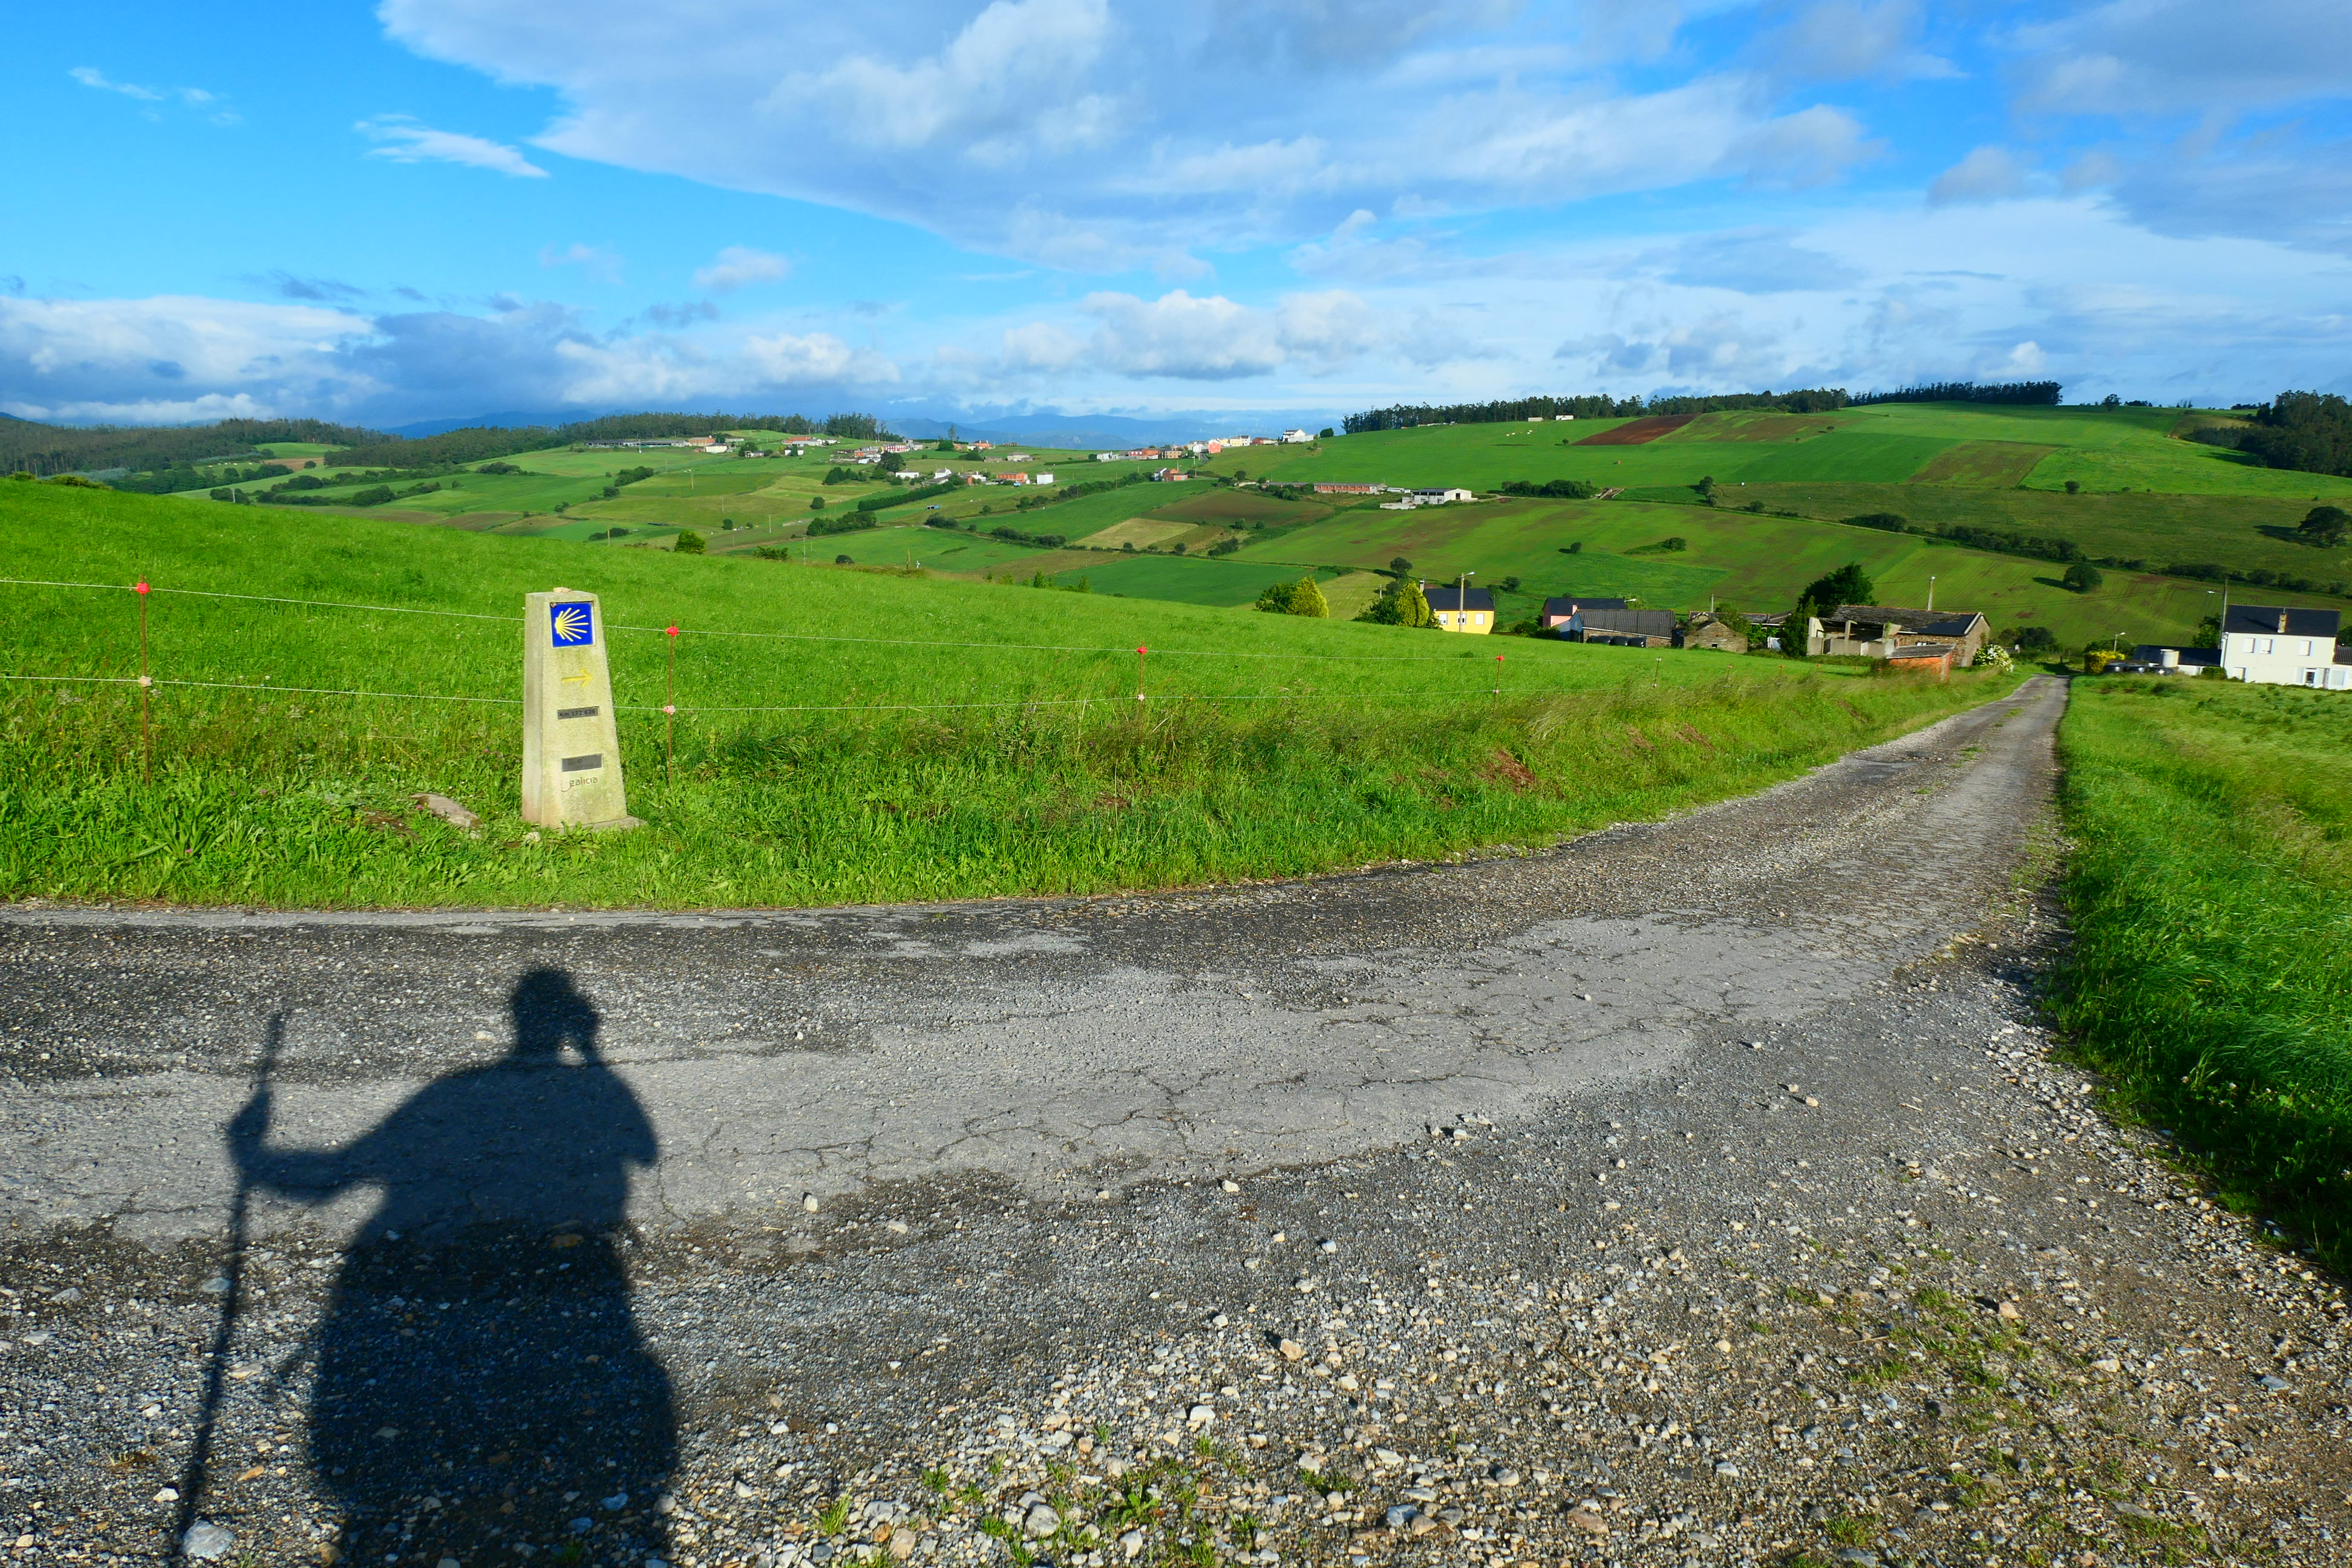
[3,673,2346,1568]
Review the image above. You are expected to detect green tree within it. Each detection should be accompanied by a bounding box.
[1798,562,1875,610]
[2298,505,2349,546]
[1356,578,1431,627]
[673,530,707,555]
[2060,561,2103,592]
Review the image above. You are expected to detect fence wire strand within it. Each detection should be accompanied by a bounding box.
[0,577,1517,664]
[4,671,1560,716]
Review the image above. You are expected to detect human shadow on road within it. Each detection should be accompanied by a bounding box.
[231,967,674,1564]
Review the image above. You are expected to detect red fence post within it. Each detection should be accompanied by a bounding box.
[664,624,679,784]
[134,581,152,780]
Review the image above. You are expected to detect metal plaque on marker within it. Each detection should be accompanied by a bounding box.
[521,587,642,831]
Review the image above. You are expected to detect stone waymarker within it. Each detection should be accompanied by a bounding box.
[522,587,642,831]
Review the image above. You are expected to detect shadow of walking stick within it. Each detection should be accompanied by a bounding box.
[169,1012,283,1561]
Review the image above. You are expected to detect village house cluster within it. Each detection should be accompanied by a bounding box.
[2116,605,2351,688]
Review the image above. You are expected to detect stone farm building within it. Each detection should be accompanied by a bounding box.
[1538,596,1627,632]
[1806,606,1990,667]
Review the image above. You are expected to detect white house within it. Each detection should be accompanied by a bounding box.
[2215,606,2350,688]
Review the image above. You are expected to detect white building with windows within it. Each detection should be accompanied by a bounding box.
[2216,605,2350,688]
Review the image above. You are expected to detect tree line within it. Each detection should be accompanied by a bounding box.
[2192,391,2352,479]
[0,409,906,480]
[1849,381,2063,407]
[1341,388,1849,433]
[0,416,374,479]
[319,411,897,471]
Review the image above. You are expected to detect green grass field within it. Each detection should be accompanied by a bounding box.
[118,401,2352,653]
[0,483,2014,909]
[1042,553,1312,606]
[2055,678,2352,1267]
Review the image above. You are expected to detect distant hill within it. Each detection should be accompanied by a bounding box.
[0,415,380,478]
[892,411,1340,449]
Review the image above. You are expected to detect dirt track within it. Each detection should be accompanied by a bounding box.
[4,672,2347,1568]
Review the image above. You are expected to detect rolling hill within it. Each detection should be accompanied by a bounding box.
[44,399,2352,654]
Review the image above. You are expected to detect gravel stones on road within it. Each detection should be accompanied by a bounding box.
[5,678,2348,1566]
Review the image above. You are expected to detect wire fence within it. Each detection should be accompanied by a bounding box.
[1,576,1601,780]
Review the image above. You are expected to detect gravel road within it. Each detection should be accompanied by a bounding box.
[4,672,2347,1568]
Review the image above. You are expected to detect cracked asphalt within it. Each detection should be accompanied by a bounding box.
[5,671,2350,1568]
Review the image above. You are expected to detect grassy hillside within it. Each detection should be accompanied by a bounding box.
[110,400,2352,652]
[2056,678,2352,1267]
[1221,496,2243,646]
[0,483,2012,909]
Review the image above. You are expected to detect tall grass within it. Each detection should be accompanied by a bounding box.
[2054,679,2352,1264]
[0,483,2010,909]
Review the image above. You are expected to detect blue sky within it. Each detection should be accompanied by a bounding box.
[5,0,2349,429]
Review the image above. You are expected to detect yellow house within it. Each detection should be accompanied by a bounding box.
[1425,583,1495,633]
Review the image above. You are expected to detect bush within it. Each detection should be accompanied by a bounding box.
[673,531,707,555]
[1256,578,1329,617]
[1356,578,1432,627]
[808,514,877,538]
[1497,478,1598,500]
[2061,561,2104,592]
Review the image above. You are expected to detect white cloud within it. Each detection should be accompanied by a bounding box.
[70,67,164,102]
[540,243,624,284]
[357,116,549,178]
[1763,0,1959,83]
[1648,228,1864,293]
[0,295,376,423]
[2007,0,2352,117]
[1073,289,1382,380]
[371,0,1885,267]
[70,67,238,122]
[1928,146,2028,206]
[693,246,791,294]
